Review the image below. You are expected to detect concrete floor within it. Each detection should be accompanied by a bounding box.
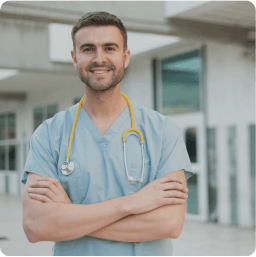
[0,194,255,256]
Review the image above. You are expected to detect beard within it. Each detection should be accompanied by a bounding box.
[77,63,125,92]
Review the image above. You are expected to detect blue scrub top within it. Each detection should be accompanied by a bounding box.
[22,101,193,256]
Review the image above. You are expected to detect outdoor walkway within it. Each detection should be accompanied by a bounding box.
[0,194,255,256]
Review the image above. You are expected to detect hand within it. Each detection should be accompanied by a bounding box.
[128,174,188,215]
[27,177,71,204]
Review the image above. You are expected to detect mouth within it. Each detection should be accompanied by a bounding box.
[90,69,111,74]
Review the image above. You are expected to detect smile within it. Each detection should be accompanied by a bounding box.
[90,70,111,74]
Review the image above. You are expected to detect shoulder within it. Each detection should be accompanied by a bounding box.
[131,101,178,136]
[132,101,165,120]
[33,104,78,140]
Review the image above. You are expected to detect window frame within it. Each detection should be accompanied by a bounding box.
[0,112,17,172]
[161,49,202,115]
[33,103,58,131]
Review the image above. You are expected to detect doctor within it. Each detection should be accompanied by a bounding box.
[22,12,193,256]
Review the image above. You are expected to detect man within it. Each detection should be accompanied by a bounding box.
[22,12,193,256]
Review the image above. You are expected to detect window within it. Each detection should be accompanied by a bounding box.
[185,127,197,163]
[74,97,83,105]
[33,104,58,131]
[162,50,201,115]
[187,173,199,214]
[0,112,16,171]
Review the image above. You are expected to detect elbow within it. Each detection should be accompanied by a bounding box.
[169,227,182,239]
[167,227,182,239]
[23,218,40,243]
[167,220,183,239]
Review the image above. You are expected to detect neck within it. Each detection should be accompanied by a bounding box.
[82,84,127,120]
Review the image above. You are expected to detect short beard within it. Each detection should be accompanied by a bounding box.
[77,65,125,92]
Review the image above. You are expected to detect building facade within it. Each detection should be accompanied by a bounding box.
[0,1,255,228]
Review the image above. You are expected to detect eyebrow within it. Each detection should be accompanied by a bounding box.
[79,43,120,51]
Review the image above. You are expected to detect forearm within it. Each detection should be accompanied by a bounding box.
[88,205,176,242]
[25,196,131,243]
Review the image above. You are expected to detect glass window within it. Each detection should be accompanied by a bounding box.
[8,145,16,170]
[0,112,16,172]
[74,97,82,105]
[0,115,5,140]
[46,104,58,119]
[0,145,5,170]
[185,127,197,163]
[34,104,58,131]
[34,107,44,131]
[162,50,200,115]
[187,173,198,214]
[8,113,16,139]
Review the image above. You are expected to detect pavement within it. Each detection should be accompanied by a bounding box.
[0,193,255,256]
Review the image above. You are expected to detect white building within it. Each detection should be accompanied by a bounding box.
[0,1,255,228]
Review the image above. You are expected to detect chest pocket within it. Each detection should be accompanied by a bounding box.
[58,160,89,204]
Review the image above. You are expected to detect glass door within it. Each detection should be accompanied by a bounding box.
[0,113,17,194]
[159,49,208,221]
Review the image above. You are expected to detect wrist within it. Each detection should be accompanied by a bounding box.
[121,194,135,215]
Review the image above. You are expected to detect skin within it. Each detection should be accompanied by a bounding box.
[23,170,188,242]
[71,25,130,135]
[22,25,189,243]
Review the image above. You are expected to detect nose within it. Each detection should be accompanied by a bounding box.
[93,49,107,66]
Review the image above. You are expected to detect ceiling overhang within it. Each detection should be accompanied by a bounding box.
[1,1,254,45]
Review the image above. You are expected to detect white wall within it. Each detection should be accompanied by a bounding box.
[120,41,255,227]
[1,39,255,228]
[164,1,209,18]
[121,55,153,109]
[206,42,255,227]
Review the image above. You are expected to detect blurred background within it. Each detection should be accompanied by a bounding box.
[0,1,255,256]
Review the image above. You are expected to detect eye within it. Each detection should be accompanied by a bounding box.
[106,47,114,51]
[83,48,93,52]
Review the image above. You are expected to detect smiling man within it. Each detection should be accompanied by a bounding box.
[22,12,193,256]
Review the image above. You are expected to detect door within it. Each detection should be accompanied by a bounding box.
[169,112,207,221]
[0,112,20,195]
[155,48,208,221]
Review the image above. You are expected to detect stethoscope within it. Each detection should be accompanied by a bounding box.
[61,93,145,183]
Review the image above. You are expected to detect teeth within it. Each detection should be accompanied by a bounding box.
[93,71,108,74]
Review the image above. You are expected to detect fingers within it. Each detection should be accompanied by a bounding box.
[161,182,188,193]
[159,174,184,184]
[27,187,59,202]
[29,178,62,197]
[28,193,53,203]
[37,177,65,193]
[28,177,71,204]
[163,198,186,205]
[163,190,188,200]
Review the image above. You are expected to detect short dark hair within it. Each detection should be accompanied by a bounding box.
[71,12,127,51]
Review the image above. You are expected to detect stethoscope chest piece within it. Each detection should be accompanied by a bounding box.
[62,93,145,182]
[61,161,74,175]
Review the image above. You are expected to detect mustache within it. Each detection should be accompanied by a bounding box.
[86,63,115,70]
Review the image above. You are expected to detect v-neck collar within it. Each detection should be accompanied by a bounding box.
[79,102,134,144]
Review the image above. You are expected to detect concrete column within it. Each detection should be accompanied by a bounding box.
[217,125,231,225]
[237,123,252,227]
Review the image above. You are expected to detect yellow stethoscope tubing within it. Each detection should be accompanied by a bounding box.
[66,95,85,162]
[65,93,145,182]
[120,93,144,144]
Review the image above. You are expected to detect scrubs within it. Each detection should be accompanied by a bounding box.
[22,100,193,256]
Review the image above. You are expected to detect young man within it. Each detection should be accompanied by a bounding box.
[22,12,193,256]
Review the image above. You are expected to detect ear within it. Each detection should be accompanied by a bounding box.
[124,48,131,69]
[71,50,78,69]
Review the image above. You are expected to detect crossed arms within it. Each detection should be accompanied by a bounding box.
[22,169,188,243]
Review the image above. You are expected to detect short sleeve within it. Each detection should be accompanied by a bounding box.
[21,122,59,184]
[154,118,193,180]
